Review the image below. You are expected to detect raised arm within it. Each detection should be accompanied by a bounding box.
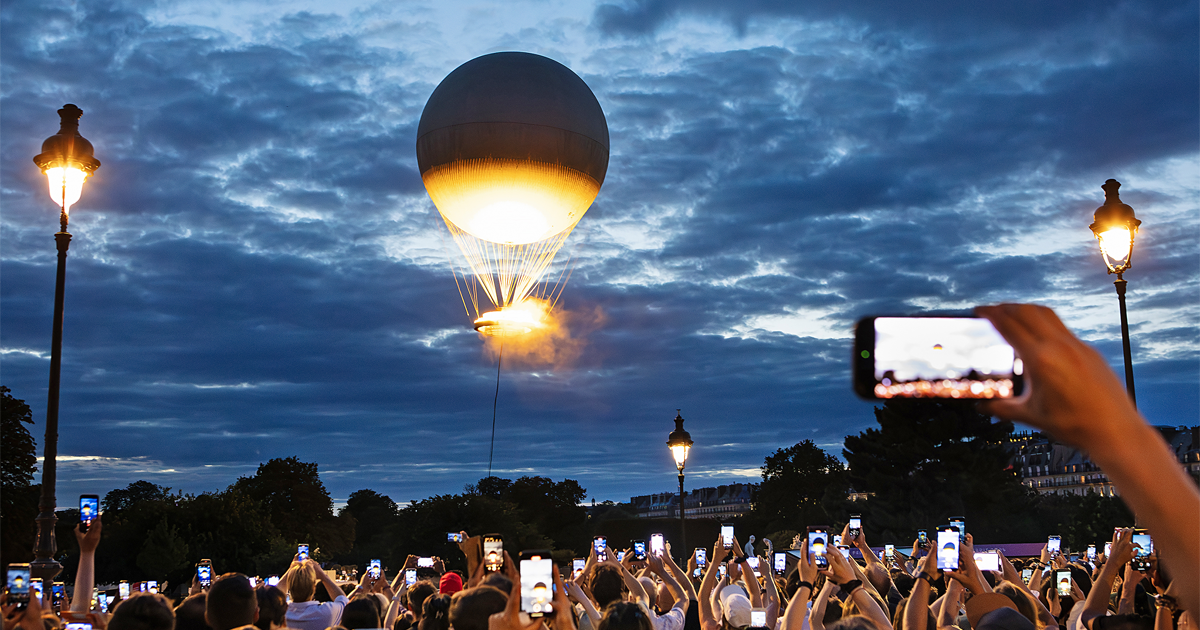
[822,540,892,630]
[783,544,817,630]
[1081,529,1134,630]
[906,546,939,630]
[979,304,1199,615]
[700,535,732,630]
[648,553,688,613]
[71,519,102,612]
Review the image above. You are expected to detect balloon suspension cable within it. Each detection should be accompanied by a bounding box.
[488,341,503,478]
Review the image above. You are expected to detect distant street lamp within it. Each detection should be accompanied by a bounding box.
[1089,179,1141,406]
[30,104,101,582]
[666,410,693,556]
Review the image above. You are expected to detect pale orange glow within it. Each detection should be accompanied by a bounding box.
[1096,226,1134,270]
[44,166,88,213]
[671,444,690,468]
[474,301,547,337]
[423,158,601,245]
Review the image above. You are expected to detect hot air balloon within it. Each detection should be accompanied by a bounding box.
[416,52,609,336]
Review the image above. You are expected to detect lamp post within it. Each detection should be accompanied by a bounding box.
[1088,179,1141,407]
[29,104,101,582]
[666,410,693,557]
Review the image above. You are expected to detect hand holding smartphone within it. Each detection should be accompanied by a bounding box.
[721,524,734,549]
[519,551,554,618]
[807,526,830,569]
[936,526,959,571]
[79,495,100,532]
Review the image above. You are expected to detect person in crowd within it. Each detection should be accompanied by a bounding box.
[206,574,258,630]
[254,587,288,630]
[109,592,177,630]
[337,598,382,630]
[175,594,211,630]
[418,595,450,630]
[448,585,507,630]
[279,558,348,630]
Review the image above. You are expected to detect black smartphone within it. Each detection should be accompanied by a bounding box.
[404,569,417,586]
[448,532,464,543]
[773,552,786,573]
[197,559,213,587]
[1131,531,1153,571]
[79,494,100,532]
[848,515,861,538]
[7,564,31,611]
[593,536,607,561]
[853,316,1023,399]
[649,533,665,557]
[917,530,930,550]
[1056,570,1072,597]
[807,526,829,569]
[519,550,554,618]
[297,543,309,560]
[1047,535,1061,557]
[369,559,381,578]
[695,548,706,566]
[721,524,734,549]
[950,517,966,543]
[52,582,65,606]
[937,526,959,571]
[483,534,503,572]
[632,540,647,561]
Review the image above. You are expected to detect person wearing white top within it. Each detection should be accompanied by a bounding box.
[278,558,349,630]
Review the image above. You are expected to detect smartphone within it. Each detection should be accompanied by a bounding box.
[405,569,417,587]
[950,518,966,543]
[519,550,554,618]
[617,551,626,562]
[633,540,647,561]
[1021,568,1033,582]
[855,316,1023,399]
[147,580,158,594]
[747,556,760,576]
[248,577,257,587]
[832,534,842,546]
[1104,542,1112,557]
[773,552,786,573]
[30,578,43,604]
[1056,570,1072,597]
[695,548,707,567]
[79,494,100,532]
[974,551,999,572]
[849,516,862,538]
[750,609,768,629]
[96,591,108,613]
[807,527,830,569]
[1047,536,1061,557]
[722,524,734,549]
[53,582,65,605]
[1131,531,1153,571]
[717,565,726,579]
[692,567,702,578]
[417,557,434,568]
[197,559,213,587]
[65,624,93,630]
[884,544,895,561]
[483,534,504,572]
[119,581,130,598]
[1086,545,1096,560]
[650,533,665,557]
[918,530,930,549]
[369,559,381,578]
[837,545,852,559]
[572,558,585,578]
[448,532,464,543]
[593,536,607,561]
[937,526,959,571]
[266,576,280,587]
[9,564,32,609]
[298,543,309,560]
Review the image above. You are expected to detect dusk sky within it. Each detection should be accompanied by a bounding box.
[2,0,1197,508]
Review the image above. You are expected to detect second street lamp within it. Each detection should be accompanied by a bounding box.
[1088,179,1141,406]
[666,410,693,557]
[30,104,101,582]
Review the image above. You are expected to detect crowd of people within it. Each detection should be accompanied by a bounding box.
[2,307,1197,630]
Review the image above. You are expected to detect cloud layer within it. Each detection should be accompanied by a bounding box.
[2,0,1196,505]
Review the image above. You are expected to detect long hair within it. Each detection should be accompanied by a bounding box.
[419,594,452,630]
[598,602,653,630]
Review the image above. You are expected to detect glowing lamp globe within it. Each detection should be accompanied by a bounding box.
[416,52,609,246]
[1089,179,1141,275]
[33,104,101,217]
[666,411,693,471]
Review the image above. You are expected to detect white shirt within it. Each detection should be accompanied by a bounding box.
[653,605,686,630]
[286,596,349,630]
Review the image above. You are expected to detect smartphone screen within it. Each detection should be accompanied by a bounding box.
[937,526,959,571]
[837,545,851,559]
[369,559,381,578]
[1056,570,1072,596]
[773,552,786,572]
[918,530,929,548]
[52,582,65,603]
[197,561,212,587]
[974,552,999,572]
[832,534,842,546]
[79,495,100,532]
[417,557,434,568]
[650,533,665,556]
[1104,542,1112,557]
[147,580,158,594]
[747,557,760,575]
[695,549,706,566]
[1022,568,1033,582]
[1131,532,1153,570]
[30,579,43,603]
[808,528,829,569]
[721,524,734,549]
[617,551,626,562]
[119,581,130,598]
[1087,545,1096,559]
[1047,536,1061,556]
[572,558,585,578]
[855,316,1022,399]
[267,576,280,587]
[750,609,767,628]
[405,569,417,586]
[633,540,647,561]
[447,532,463,543]
[297,544,309,560]
[248,577,257,587]
[849,516,862,536]
[484,535,503,572]
[520,552,554,617]
[65,624,93,630]
[950,518,966,542]
[692,567,702,578]
[717,565,726,579]
[884,544,895,560]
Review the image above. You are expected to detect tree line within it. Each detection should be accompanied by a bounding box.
[3,386,1136,589]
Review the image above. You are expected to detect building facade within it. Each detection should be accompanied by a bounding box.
[629,483,756,519]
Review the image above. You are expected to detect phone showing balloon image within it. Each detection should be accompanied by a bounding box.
[695,549,706,566]
[854,316,1023,399]
[30,579,43,604]
[119,581,130,598]
[773,552,786,573]
[147,580,158,594]
[837,545,851,559]
[53,582,65,605]
[1056,570,1072,597]
[519,550,554,618]
[1022,568,1033,582]
[369,559,381,579]
[484,535,504,572]
[79,495,100,533]
[594,536,607,561]
[918,530,930,549]
[807,527,829,569]
[405,569,417,587]
[1086,545,1096,560]
[650,533,665,557]
[1047,536,1061,557]
[848,516,861,538]
[197,560,213,588]
[572,558,585,578]
[298,543,309,561]
[937,526,959,571]
[722,524,734,549]
[633,540,647,561]
[833,535,842,546]
[448,533,464,543]
[884,544,895,561]
[973,551,999,572]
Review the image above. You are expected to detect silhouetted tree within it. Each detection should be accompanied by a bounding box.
[748,440,847,533]
[233,457,354,557]
[1,386,38,567]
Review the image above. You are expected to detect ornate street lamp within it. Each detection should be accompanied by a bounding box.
[666,410,693,556]
[1088,179,1141,406]
[30,104,100,582]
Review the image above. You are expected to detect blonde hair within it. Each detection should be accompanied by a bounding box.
[290,564,317,602]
